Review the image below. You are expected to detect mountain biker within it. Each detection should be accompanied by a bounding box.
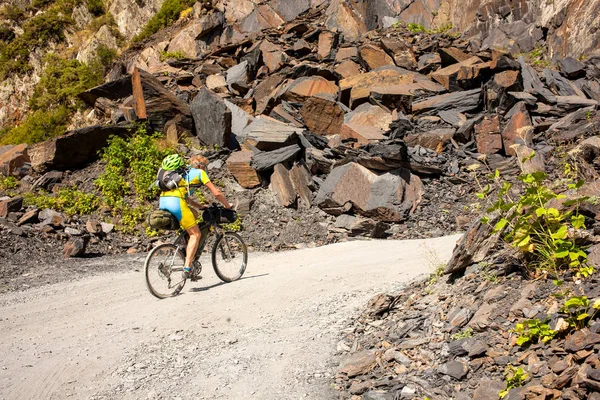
[159,154,232,278]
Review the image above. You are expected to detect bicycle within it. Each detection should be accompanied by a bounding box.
[144,204,248,299]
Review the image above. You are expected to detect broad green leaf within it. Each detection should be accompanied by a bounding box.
[517,235,531,248]
[577,313,590,321]
[494,218,509,232]
[535,207,547,217]
[547,208,560,218]
[551,225,568,240]
[593,300,600,309]
[554,250,569,258]
[480,216,490,224]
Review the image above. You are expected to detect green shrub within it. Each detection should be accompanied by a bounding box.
[0,5,26,22]
[478,166,593,279]
[512,318,556,346]
[407,23,426,34]
[451,327,473,340]
[0,26,15,43]
[0,106,70,145]
[23,187,99,215]
[0,7,72,79]
[117,205,150,233]
[95,124,174,207]
[29,53,105,111]
[561,295,600,330]
[0,175,18,191]
[499,366,528,398]
[86,0,104,16]
[133,0,195,43]
[159,50,188,61]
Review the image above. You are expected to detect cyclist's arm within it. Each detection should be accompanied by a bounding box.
[205,182,232,209]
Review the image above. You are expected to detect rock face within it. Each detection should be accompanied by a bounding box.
[28,125,131,172]
[316,162,423,222]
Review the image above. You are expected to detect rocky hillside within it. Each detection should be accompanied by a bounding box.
[0,0,599,287]
[1,0,599,133]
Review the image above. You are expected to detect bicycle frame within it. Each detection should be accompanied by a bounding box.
[173,222,225,262]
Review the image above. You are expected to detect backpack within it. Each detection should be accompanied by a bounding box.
[154,168,184,192]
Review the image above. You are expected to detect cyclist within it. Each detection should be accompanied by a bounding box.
[159,154,232,278]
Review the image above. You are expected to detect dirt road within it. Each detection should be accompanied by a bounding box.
[0,235,461,400]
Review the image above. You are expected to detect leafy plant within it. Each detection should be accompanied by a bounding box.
[407,23,427,34]
[0,5,26,22]
[0,175,18,191]
[451,327,473,340]
[478,168,593,279]
[159,50,188,61]
[560,295,600,330]
[23,187,99,216]
[118,205,150,234]
[427,264,445,286]
[512,318,556,346]
[95,123,174,207]
[499,366,529,398]
[0,106,71,145]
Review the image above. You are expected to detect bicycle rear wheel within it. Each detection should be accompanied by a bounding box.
[212,232,247,282]
[145,243,186,298]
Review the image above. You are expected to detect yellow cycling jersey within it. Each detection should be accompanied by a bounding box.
[160,168,210,199]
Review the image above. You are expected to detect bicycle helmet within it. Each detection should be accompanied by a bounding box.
[162,154,184,171]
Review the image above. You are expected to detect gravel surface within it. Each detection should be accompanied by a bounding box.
[0,235,461,400]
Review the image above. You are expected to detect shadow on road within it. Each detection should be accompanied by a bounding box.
[188,273,269,293]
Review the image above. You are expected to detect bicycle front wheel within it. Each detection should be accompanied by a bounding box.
[145,243,186,299]
[212,232,247,282]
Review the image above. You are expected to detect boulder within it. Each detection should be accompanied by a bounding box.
[339,68,413,109]
[29,125,130,172]
[315,162,423,222]
[502,110,533,156]
[279,76,340,103]
[226,60,250,95]
[269,163,296,207]
[300,96,345,137]
[226,151,261,189]
[317,31,338,60]
[251,145,302,171]
[239,116,302,151]
[404,128,455,152]
[325,0,368,41]
[0,197,23,218]
[430,56,482,91]
[438,47,471,66]
[559,57,586,79]
[17,209,39,226]
[63,237,87,258]
[260,40,286,73]
[412,89,482,115]
[167,11,224,58]
[86,219,103,235]
[239,4,284,33]
[340,103,392,145]
[359,43,395,70]
[289,162,312,209]
[474,116,502,155]
[190,87,232,148]
[335,60,362,79]
[380,37,417,69]
[0,144,29,176]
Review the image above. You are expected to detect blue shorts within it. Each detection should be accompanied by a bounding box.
[159,197,197,230]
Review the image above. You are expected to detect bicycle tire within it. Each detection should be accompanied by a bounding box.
[211,232,248,283]
[145,243,186,299]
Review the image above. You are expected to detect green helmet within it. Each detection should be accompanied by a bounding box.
[162,154,184,171]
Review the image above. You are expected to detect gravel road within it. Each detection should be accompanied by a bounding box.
[0,235,461,400]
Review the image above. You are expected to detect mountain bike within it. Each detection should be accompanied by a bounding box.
[144,204,248,299]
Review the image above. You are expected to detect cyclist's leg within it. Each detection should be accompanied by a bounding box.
[179,200,200,272]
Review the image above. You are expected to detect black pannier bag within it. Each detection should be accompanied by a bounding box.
[147,210,179,230]
[202,208,237,224]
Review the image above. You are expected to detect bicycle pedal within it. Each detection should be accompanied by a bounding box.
[190,274,203,282]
